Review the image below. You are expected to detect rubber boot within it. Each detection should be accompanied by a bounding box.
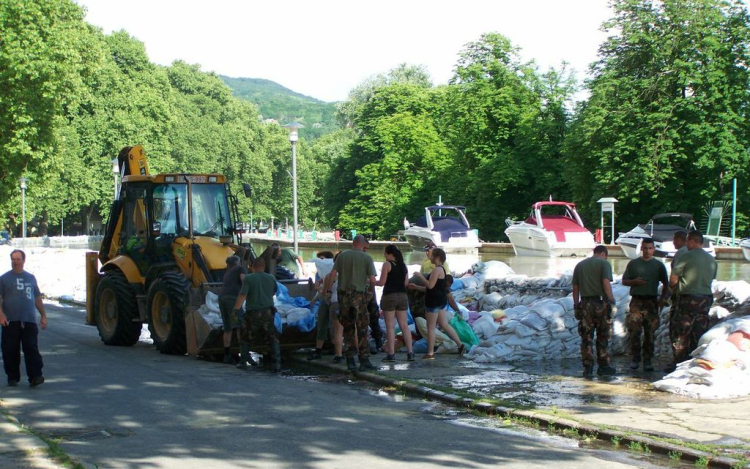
[270,337,281,373]
[346,357,358,372]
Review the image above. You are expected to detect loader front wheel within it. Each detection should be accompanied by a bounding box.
[147,272,189,355]
[94,272,141,346]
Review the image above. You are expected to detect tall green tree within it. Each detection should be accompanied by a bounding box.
[565,0,750,229]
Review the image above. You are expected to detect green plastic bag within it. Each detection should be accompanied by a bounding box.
[449,315,480,347]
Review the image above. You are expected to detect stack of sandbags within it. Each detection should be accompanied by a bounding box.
[712,280,750,307]
[653,317,750,399]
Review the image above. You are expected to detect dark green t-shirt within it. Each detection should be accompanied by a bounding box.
[333,249,376,292]
[623,257,668,296]
[572,257,613,297]
[671,248,717,296]
[671,246,688,269]
[278,248,301,274]
[239,272,278,310]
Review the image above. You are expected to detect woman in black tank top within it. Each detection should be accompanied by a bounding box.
[374,245,414,361]
[410,248,464,359]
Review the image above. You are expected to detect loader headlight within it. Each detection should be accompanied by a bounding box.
[208,176,217,183]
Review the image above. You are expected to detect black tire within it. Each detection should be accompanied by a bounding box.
[94,271,141,346]
[147,272,189,355]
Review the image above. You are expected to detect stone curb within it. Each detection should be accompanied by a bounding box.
[292,355,747,469]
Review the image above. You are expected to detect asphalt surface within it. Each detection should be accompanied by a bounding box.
[0,302,677,469]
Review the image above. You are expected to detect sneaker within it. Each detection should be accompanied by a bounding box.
[643,359,654,372]
[457,344,466,357]
[346,357,358,372]
[583,365,594,377]
[630,358,640,370]
[236,361,249,370]
[223,354,235,365]
[30,376,45,387]
[307,351,322,361]
[406,352,415,362]
[7,379,19,387]
[597,365,616,376]
[333,355,344,364]
[382,354,396,362]
[359,357,377,371]
[421,354,435,360]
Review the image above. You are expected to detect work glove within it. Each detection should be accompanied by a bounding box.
[609,304,618,319]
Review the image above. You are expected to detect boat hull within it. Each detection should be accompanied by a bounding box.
[402,227,480,253]
[505,225,594,257]
[741,239,750,262]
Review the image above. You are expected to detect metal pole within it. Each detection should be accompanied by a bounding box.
[600,208,604,244]
[611,208,616,245]
[22,187,26,240]
[114,173,118,199]
[292,140,298,253]
[732,178,737,245]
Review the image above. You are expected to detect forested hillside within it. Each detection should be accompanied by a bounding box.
[2,0,749,241]
[220,76,337,140]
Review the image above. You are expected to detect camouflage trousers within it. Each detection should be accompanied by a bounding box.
[239,307,278,345]
[577,299,613,367]
[366,287,382,343]
[670,295,712,364]
[626,296,660,361]
[339,289,369,358]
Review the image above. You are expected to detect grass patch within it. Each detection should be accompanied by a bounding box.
[562,427,580,439]
[668,451,682,461]
[611,436,621,447]
[695,456,709,467]
[628,441,644,452]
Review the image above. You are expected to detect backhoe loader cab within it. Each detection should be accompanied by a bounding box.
[87,145,249,355]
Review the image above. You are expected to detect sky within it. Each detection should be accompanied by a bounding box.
[74,0,613,103]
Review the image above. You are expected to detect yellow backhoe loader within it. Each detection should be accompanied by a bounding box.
[85,145,315,356]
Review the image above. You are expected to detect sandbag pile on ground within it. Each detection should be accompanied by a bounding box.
[465,280,632,363]
[653,317,750,399]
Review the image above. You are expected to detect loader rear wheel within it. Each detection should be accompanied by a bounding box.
[147,272,189,355]
[94,272,141,346]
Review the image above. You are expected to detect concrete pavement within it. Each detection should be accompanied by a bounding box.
[296,350,750,468]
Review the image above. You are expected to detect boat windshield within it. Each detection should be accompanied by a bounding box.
[152,183,232,237]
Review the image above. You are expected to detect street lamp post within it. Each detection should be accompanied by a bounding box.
[19,177,27,240]
[283,122,304,253]
[112,157,120,199]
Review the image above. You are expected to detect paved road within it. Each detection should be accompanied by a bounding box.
[1,303,670,469]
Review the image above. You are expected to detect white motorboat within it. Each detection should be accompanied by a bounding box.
[402,204,480,253]
[615,213,716,260]
[504,201,595,257]
[740,238,750,262]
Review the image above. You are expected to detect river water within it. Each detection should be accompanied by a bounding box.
[251,243,750,281]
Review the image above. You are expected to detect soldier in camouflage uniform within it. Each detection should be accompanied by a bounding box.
[572,245,617,377]
[234,257,280,372]
[667,231,717,370]
[622,238,670,372]
[325,234,377,372]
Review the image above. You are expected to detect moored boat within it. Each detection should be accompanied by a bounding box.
[615,213,715,260]
[402,204,480,253]
[504,201,595,257]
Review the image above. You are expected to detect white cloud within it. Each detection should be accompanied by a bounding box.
[75,0,612,102]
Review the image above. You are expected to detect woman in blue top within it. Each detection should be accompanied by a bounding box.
[375,244,414,362]
[410,248,464,359]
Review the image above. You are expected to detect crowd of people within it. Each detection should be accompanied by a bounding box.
[0,228,721,387]
[573,230,717,377]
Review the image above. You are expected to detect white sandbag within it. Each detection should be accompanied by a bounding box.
[313,258,334,280]
[472,315,500,339]
[519,312,547,331]
[557,296,575,312]
[479,261,516,281]
[710,305,731,320]
[459,275,480,290]
[696,339,742,366]
[205,291,220,313]
[514,324,535,338]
